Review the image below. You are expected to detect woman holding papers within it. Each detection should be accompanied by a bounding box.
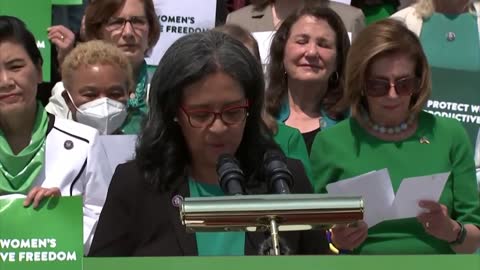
[0,16,112,254]
[310,19,480,254]
[89,31,330,256]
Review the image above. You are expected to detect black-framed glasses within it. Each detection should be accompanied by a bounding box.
[365,77,420,97]
[180,101,250,128]
[105,16,148,32]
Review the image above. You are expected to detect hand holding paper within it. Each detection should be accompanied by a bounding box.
[326,169,450,227]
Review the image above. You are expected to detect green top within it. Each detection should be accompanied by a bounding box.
[274,122,313,181]
[310,112,480,254]
[119,61,149,134]
[0,103,48,194]
[119,108,145,134]
[188,178,245,256]
[420,12,480,71]
[363,3,396,25]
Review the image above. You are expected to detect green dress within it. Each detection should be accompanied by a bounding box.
[310,112,480,254]
[188,178,245,256]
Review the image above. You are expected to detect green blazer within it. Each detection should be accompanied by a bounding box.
[273,122,313,182]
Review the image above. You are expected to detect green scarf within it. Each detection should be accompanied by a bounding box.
[0,103,48,194]
[128,61,148,114]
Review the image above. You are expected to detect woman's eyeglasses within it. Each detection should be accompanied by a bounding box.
[105,16,148,32]
[365,77,420,97]
[180,101,249,128]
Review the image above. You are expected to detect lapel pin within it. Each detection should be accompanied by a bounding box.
[64,140,74,150]
[420,136,430,144]
[171,195,183,208]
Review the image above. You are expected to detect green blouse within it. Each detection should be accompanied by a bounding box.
[274,122,313,181]
[310,112,480,254]
[188,178,245,256]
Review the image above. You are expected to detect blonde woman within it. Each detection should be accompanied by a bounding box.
[60,40,136,135]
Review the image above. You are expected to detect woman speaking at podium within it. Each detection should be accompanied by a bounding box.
[89,31,330,256]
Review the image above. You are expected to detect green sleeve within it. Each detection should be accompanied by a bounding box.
[310,132,341,194]
[287,129,313,182]
[274,124,313,182]
[449,120,480,225]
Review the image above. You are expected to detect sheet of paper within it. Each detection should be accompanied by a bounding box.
[331,0,352,4]
[326,169,394,227]
[390,172,450,219]
[252,31,275,66]
[99,135,137,172]
[0,194,26,200]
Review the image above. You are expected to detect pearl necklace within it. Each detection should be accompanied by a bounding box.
[362,113,415,135]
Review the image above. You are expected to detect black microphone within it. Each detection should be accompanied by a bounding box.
[263,150,293,194]
[216,154,246,195]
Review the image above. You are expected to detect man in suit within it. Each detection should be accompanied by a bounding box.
[226,0,365,40]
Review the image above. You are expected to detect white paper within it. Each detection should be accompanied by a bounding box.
[326,169,394,227]
[251,31,275,66]
[390,172,450,219]
[99,135,137,172]
[326,169,450,227]
[0,194,26,200]
[330,0,351,4]
[146,0,217,65]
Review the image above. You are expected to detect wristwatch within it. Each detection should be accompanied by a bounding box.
[448,221,467,245]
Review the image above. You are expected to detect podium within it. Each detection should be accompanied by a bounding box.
[83,255,480,270]
[180,194,364,255]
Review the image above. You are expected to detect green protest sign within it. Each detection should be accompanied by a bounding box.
[0,0,52,82]
[51,0,82,4]
[0,196,83,270]
[424,67,480,147]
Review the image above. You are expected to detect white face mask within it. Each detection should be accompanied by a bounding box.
[68,93,128,135]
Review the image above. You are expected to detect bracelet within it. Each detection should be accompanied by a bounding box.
[448,221,467,245]
[326,229,351,254]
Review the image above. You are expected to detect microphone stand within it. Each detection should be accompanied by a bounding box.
[269,218,281,255]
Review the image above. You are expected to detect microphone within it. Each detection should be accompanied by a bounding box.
[263,150,293,194]
[216,154,246,195]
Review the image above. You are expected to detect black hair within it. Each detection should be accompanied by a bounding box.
[136,31,279,192]
[0,16,43,67]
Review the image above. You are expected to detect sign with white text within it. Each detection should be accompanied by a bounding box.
[0,196,83,270]
[424,67,480,147]
[146,0,217,65]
